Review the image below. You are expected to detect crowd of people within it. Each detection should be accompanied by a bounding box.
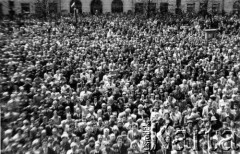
[1,12,240,154]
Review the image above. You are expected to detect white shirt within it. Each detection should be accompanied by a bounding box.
[85,73,94,83]
[79,91,92,101]
[53,73,61,80]
[61,85,71,94]
[170,111,182,123]
[219,99,229,108]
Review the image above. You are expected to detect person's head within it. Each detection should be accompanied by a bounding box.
[107,106,112,112]
[211,106,217,114]
[138,104,143,111]
[222,95,227,100]
[97,134,103,142]
[117,120,123,128]
[93,97,97,102]
[131,140,138,149]
[187,106,192,113]
[65,106,70,113]
[128,116,133,123]
[223,122,228,128]
[52,140,60,150]
[102,103,107,109]
[105,142,111,149]
[220,104,225,110]
[112,144,119,152]
[88,137,95,147]
[165,135,171,143]
[132,123,138,130]
[70,142,77,151]
[95,142,100,151]
[41,129,47,137]
[104,128,109,135]
[66,113,71,120]
[233,103,239,112]
[230,121,235,128]
[164,112,170,119]
[211,116,217,124]
[112,125,119,134]
[110,133,116,141]
[117,136,123,145]
[32,139,40,148]
[86,99,90,105]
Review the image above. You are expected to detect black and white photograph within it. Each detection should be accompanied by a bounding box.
[1,0,240,154]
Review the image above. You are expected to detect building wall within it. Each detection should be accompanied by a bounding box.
[1,0,11,15]
[224,0,234,13]
[0,0,238,15]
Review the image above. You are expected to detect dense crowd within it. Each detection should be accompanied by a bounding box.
[1,13,240,154]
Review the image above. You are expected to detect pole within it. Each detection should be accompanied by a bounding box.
[147,0,150,18]
[60,0,62,17]
[74,0,78,27]
[221,0,224,15]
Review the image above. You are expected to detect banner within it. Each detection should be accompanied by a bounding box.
[142,125,151,152]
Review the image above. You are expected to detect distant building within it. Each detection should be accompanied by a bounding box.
[0,0,240,15]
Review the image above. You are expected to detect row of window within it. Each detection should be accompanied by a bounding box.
[2,1,240,15]
[187,3,220,13]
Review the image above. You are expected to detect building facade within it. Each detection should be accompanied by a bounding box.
[0,0,240,15]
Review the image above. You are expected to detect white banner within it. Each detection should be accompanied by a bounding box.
[142,126,151,152]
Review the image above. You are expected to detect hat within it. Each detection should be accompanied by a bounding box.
[5,129,12,135]
[104,141,110,146]
[121,131,127,136]
[210,95,216,99]
[61,132,69,138]
[210,116,217,121]
[88,137,95,143]
[70,142,77,147]
[23,120,29,124]
[187,119,193,123]
[138,104,143,108]
[116,135,123,141]
[174,124,181,129]
[186,104,191,108]
[223,121,228,125]
[32,139,40,146]
[52,140,60,146]
[221,130,231,137]
[112,144,118,149]
[175,130,183,135]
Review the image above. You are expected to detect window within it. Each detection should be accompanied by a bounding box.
[21,3,30,13]
[135,3,144,13]
[200,2,207,12]
[148,3,156,13]
[9,1,14,8]
[35,3,42,15]
[0,3,2,16]
[49,3,58,14]
[112,0,123,13]
[176,0,181,8]
[233,0,240,13]
[70,0,82,14]
[91,0,103,14]
[187,3,195,13]
[212,3,219,14]
[160,3,168,13]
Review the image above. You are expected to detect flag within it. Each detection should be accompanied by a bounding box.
[71,2,75,8]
